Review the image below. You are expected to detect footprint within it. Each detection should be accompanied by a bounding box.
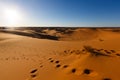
[56,64,61,68]
[64,50,67,53]
[29,69,38,79]
[110,50,115,53]
[83,69,98,77]
[50,60,54,63]
[116,54,120,56]
[83,69,92,74]
[48,58,52,60]
[103,78,111,80]
[97,49,101,51]
[82,49,85,52]
[40,65,43,68]
[71,68,76,73]
[30,69,38,73]
[31,74,37,78]
[63,65,69,68]
[55,60,60,63]
[104,50,111,54]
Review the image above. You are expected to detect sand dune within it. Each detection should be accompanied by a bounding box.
[59,28,99,41]
[0,28,120,80]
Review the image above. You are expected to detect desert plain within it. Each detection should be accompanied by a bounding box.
[0,27,120,80]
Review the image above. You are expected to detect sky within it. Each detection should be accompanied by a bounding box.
[0,0,120,27]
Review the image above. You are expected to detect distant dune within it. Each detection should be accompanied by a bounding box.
[0,27,120,80]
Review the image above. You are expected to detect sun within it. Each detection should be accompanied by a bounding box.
[3,8,22,27]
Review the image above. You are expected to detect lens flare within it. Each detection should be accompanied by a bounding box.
[3,8,22,27]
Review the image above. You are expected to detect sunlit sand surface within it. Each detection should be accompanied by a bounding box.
[0,27,120,80]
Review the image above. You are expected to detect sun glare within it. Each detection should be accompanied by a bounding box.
[3,8,22,27]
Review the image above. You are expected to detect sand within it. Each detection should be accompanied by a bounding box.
[0,28,120,80]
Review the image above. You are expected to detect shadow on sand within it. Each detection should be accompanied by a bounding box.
[0,29,59,40]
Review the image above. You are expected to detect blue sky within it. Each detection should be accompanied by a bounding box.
[0,0,120,27]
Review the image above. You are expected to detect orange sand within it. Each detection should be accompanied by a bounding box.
[0,28,120,80]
